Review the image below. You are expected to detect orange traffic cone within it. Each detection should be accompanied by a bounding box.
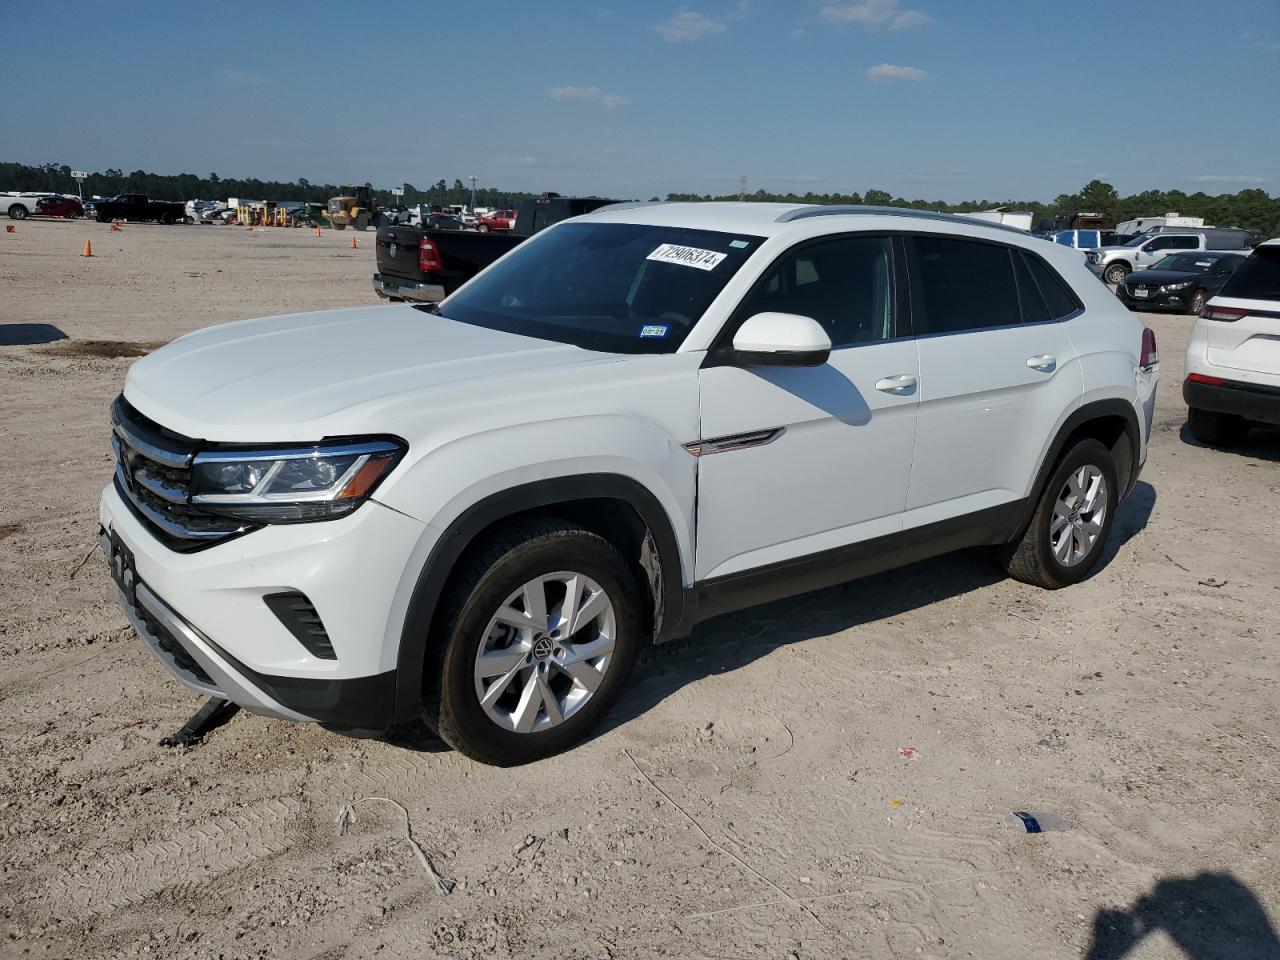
[110,221,122,232]
[82,240,93,257]
[315,227,321,238]
[350,236,358,249]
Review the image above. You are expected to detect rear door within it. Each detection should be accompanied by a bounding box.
[695,234,919,580]
[904,235,1083,528]
[1205,245,1280,386]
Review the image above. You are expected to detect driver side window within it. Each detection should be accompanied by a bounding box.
[738,236,895,349]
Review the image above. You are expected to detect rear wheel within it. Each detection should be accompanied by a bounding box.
[1187,407,1250,446]
[424,519,641,765]
[354,211,369,231]
[1000,438,1118,589]
[96,211,110,223]
[1188,288,1207,315]
[160,212,176,225]
[8,205,27,221]
[1104,262,1129,285]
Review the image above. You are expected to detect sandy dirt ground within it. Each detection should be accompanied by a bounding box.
[1,218,1278,960]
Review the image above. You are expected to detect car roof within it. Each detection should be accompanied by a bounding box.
[581,201,1033,242]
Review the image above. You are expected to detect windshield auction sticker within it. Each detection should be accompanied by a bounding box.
[647,243,727,271]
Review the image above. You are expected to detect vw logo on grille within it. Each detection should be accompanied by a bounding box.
[388,242,397,258]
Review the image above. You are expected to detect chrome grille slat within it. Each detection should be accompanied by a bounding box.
[111,396,250,551]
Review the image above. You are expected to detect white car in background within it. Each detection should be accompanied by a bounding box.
[100,203,1158,764]
[3,192,45,220]
[1184,239,1280,445]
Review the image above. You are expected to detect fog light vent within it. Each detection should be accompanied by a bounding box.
[264,592,336,660]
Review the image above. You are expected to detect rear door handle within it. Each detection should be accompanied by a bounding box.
[875,374,917,394]
[1026,355,1057,372]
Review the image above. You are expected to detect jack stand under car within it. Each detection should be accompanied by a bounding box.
[159,697,241,748]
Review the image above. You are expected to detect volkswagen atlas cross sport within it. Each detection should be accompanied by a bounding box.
[101,203,1159,765]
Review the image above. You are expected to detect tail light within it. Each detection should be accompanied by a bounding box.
[419,235,442,273]
[1140,327,1158,369]
[1201,304,1247,322]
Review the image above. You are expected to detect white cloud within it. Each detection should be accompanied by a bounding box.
[547,85,630,109]
[657,9,727,42]
[820,0,933,30]
[866,62,929,84]
[1193,174,1271,184]
[219,68,270,88]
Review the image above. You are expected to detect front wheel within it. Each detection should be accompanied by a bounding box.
[425,519,641,765]
[477,223,490,233]
[96,211,110,223]
[1000,438,1118,589]
[1104,263,1129,285]
[354,211,369,231]
[8,205,27,221]
[1187,407,1250,447]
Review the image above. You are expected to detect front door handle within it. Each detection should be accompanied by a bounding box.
[1027,354,1057,372]
[875,374,917,394]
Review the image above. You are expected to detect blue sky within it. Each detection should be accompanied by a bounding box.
[2,0,1277,202]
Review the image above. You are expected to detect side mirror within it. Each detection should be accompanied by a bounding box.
[730,312,832,367]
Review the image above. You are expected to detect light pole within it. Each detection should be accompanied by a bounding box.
[469,175,477,214]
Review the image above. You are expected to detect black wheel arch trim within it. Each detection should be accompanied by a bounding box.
[1013,398,1141,538]
[392,473,687,723]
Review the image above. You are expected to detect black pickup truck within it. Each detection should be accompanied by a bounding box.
[372,193,618,302]
[85,194,188,224]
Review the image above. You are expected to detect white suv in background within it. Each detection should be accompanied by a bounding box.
[101,203,1158,764]
[1184,239,1280,445]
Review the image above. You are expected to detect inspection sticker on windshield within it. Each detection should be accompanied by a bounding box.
[647,243,727,271]
[640,324,669,338]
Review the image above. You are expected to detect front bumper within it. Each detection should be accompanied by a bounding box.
[1117,286,1193,311]
[1184,377,1280,426]
[372,273,446,303]
[100,481,432,733]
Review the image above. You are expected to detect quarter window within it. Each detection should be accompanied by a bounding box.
[909,236,1021,334]
[738,236,895,348]
[1020,251,1080,320]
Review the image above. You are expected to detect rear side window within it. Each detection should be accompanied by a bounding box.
[739,235,895,348]
[1021,251,1081,320]
[1219,246,1280,301]
[909,236,1021,334]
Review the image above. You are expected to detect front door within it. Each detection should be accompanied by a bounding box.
[694,234,919,581]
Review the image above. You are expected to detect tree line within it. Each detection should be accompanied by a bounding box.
[4,162,1278,236]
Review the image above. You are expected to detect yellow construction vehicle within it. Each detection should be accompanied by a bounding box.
[326,185,379,231]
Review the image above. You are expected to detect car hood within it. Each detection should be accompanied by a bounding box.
[1124,269,1201,286]
[123,304,619,442]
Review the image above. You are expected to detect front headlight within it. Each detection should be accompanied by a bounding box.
[190,438,405,523]
[1161,281,1192,292]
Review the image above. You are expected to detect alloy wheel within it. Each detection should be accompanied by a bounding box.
[1050,465,1107,566]
[473,571,616,733]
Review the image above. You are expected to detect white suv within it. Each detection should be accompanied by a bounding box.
[1184,239,1280,446]
[101,204,1159,764]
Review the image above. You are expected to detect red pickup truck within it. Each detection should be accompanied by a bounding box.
[474,209,515,233]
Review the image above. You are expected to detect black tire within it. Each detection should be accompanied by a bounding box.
[424,518,642,765]
[1103,262,1129,285]
[1188,288,1207,315]
[1000,438,1118,589]
[334,222,346,230]
[354,211,369,231]
[1187,406,1250,447]
[477,223,490,233]
[9,204,27,221]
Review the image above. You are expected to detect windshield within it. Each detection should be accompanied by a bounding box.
[437,222,764,353]
[1152,254,1218,273]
